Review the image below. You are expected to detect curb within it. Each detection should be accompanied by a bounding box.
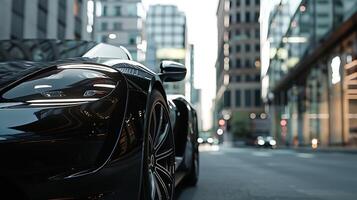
[279,147,357,154]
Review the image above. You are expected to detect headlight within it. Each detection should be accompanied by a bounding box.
[269,139,276,146]
[197,138,204,143]
[207,137,214,144]
[1,65,117,105]
[257,139,265,146]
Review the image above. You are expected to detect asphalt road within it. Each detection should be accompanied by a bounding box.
[175,145,357,200]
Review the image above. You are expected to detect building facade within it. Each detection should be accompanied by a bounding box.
[215,0,267,142]
[0,0,93,40]
[260,0,357,147]
[146,4,187,95]
[189,44,203,131]
[95,0,145,61]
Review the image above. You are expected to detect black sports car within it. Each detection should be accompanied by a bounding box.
[0,40,199,199]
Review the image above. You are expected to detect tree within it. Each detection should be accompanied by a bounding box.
[231,111,251,139]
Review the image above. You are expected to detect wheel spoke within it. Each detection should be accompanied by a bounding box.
[154,174,163,200]
[155,123,169,152]
[151,108,157,139]
[148,170,156,199]
[155,105,164,143]
[148,133,154,150]
[156,147,174,161]
[154,169,170,199]
[156,163,174,183]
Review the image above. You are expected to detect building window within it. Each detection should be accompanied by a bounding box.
[11,0,25,39]
[236,13,241,23]
[224,90,231,108]
[102,6,107,16]
[255,44,260,52]
[245,74,252,82]
[37,0,48,38]
[113,22,122,31]
[255,74,260,82]
[245,0,250,6]
[245,30,250,38]
[254,89,261,107]
[129,34,136,45]
[245,59,250,68]
[228,30,232,40]
[236,0,240,7]
[245,12,250,22]
[255,29,260,39]
[236,29,241,36]
[74,0,82,40]
[255,12,259,22]
[245,44,250,52]
[244,90,251,107]
[115,6,121,16]
[255,0,260,5]
[57,0,67,39]
[126,4,137,16]
[236,45,241,52]
[235,90,241,107]
[236,75,241,82]
[101,22,108,31]
[236,59,241,68]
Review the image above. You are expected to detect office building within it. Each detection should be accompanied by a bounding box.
[260,0,357,146]
[146,4,187,95]
[0,0,93,41]
[215,0,267,142]
[95,0,145,61]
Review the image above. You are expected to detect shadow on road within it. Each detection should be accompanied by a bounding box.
[174,183,197,200]
[174,184,191,200]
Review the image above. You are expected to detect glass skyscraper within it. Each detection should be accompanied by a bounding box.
[146,5,187,95]
[261,0,357,147]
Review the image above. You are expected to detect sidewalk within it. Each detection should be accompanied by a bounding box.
[227,141,357,154]
[285,146,357,154]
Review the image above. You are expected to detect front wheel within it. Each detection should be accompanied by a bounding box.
[141,90,175,200]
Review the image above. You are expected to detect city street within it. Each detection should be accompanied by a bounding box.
[176,145,357,200]
[1,0,357,199]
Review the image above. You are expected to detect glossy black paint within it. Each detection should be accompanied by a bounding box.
[170,96,199,174]
[0,40,198,199]
[159,61,187,82]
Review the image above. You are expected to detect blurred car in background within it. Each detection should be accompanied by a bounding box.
[197,132,218,145]
[255,136,277,148]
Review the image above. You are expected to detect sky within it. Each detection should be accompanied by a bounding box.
[143,0,219,130]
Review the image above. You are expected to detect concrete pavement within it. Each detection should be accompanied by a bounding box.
[175,145,357,200]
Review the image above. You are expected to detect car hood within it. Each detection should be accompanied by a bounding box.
[0,58,99,88]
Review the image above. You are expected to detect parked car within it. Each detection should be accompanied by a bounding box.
[0,39,199,199]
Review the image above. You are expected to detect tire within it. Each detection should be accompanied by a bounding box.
[184,146,199,186]
[140,90,175,200]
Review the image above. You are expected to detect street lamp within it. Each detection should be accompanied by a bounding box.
[109,33,117,39]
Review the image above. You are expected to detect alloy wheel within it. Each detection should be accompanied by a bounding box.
[146,102,175,200]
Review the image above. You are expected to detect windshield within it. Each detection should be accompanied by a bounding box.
[0,40,97,62]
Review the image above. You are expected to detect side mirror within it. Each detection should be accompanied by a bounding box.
[159,61,187,82]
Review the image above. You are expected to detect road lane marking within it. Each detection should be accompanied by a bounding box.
[252,152,272,157]
[296,153,314,158]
